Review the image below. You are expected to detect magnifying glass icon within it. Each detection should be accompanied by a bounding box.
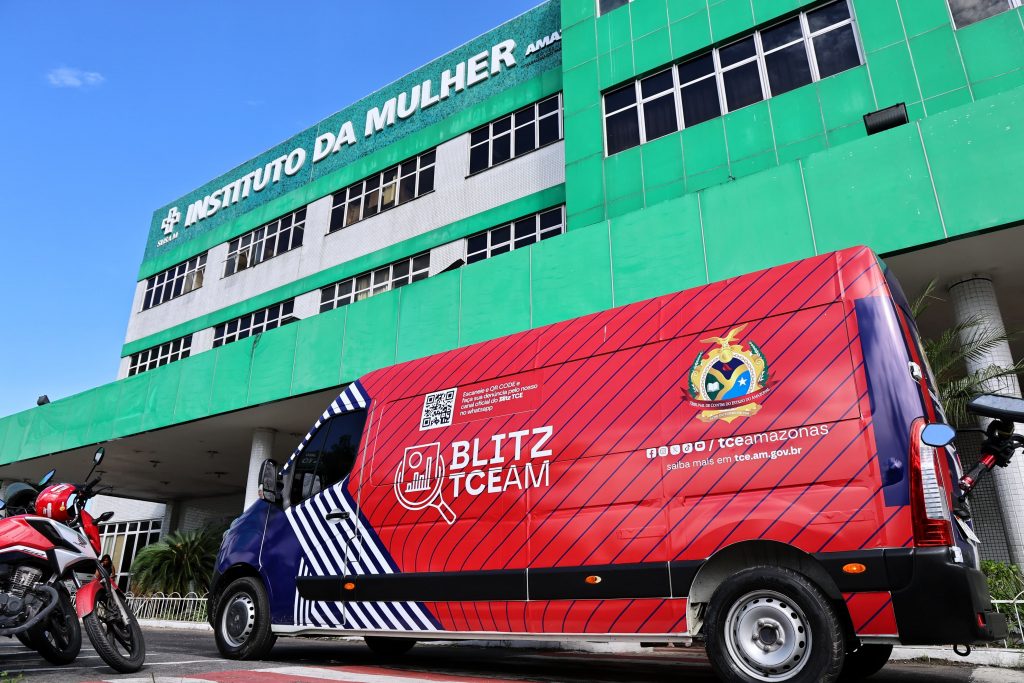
[394,443,456,525]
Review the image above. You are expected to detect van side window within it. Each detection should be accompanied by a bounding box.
[287,409,368,506]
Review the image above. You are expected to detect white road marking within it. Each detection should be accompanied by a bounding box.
[261,666,504,683]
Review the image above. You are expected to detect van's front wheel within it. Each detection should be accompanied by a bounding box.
[705,566,844,683]
[214,577,276,660]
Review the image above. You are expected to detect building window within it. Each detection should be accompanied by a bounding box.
[99,518,162,592]
[329,150,436,233]
[468,95,563,175]
[598,0,631,16]
[213,299,296,347]
[142,254,206,311]
[128,335,193,376]
[949,0,1022,28]
[466,206,565,264]
[603,0,862,155]
[320,253,430,313]
[224,208,306,277]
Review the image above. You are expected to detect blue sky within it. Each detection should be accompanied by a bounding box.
[0,0,540,418]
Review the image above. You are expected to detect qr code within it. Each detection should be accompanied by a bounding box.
[420,388,457,430]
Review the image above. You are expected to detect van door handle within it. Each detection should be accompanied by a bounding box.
[326,510,349,522]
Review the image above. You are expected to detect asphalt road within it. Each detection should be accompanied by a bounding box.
[0,627,1018,683]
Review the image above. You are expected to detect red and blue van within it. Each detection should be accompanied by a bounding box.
[209,246,1007,683]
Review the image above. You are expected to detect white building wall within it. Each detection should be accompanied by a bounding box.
[120,137,565,372]
[89,495,165,522]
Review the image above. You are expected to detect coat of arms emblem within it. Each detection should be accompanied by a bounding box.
[686,324,770,423]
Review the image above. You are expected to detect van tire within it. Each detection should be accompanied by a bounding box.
[365,636,416,657]
[705,566,844,683]
[839,644,892,680]
[214,577,276,660]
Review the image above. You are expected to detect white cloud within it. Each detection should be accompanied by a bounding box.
[46,66,105,88]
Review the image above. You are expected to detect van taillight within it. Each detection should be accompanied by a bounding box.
[909,419,953,547]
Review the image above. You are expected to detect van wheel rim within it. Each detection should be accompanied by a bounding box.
[723,590,810,682]
[221,593,256,648]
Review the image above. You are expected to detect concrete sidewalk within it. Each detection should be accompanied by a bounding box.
[892,645,1024,669]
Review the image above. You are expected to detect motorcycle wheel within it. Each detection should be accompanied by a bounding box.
[28,585,82,665]
[15,631,34,649]
[82,586,145,673]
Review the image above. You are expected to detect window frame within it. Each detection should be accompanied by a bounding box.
[142,253,207,311]
[128,334,193,376]
[465,206,566,264]
[601,0,863,156]
[328,149,436,234]
[213,299,297,348]
[467,94,563,176]
[319,253,431,314]
[223,208,306,277]
[948,0,1022,29]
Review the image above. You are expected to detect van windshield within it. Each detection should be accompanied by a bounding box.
[287,409,367,506]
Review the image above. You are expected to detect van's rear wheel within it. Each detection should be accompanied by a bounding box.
[365,636,416,657]
[706,566,844,683]
[214,577,276,660]
[840,643,892,680]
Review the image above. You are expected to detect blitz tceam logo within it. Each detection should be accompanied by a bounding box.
[393,427,555,526]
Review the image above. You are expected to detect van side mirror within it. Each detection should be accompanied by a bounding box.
[921,423,956,448]
[258,459,280,504]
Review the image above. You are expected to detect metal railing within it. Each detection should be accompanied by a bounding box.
[992,595,1024,648]
[122,591,209,623]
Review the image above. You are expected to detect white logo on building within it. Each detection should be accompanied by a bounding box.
[161,207,181,235]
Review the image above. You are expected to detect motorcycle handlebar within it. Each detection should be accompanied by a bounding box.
[957,419,1022,497]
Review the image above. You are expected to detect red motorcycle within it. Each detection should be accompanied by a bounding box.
[0,447,145,672]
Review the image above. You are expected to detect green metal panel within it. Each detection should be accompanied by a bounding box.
[668,0,707,24]
[141,361,183,432]
[724,101,775,162]
[634,27,673,73]
[909,25,969,99]
[703,163,816,281]
[396,270,462,363]
[0,409,33,466]
[247,324,299,407]
[924,86,973,115]
[682,118,729,176]
[531,222,612,326]
[339,290,400,382]
[564,105,605,163]
[817,67,876,132]
[111,374,150,440]
[173,350,218,423]
[868,41,923,109]
[923,89,1024,236]
[972,67,1024,98]
[565,155,605,221]
[604,146,644,201]
[58,388,98,453]
[803,125,944,254]
[709,0,754,42]
[29,401,68,459]
[670,9,713,60]
[460,247,533,346]
[641,133,685,190]
[631,0,669,39]
[290,307,346,396]
[769,86,826,147]
[777,135,827,164]
[851,0,905,53]
[896,0,951,38]
[84,384,120,447]
[610,194,707,305]
[597,3,633,55]
[957,10,1024,85]
[753,0,802,24]
[563,16,598,70]
[209,338,255,414]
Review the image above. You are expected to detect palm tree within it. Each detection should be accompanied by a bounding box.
[129,527,224,595]
[913,280,1024,425]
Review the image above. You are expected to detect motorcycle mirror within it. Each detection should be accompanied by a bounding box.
[922,423,957,448]
[93,447,105,465]
[96,511,114,523]
[66,492,77,510]
[0,498,6,511]
[38,469,56,487]
[968,394,1024,422]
